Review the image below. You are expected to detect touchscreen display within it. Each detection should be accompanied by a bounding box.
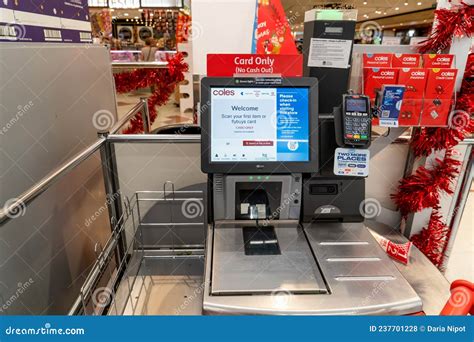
[210,87,309,162]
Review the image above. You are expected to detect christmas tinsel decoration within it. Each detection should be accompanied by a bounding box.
[113,53,188,134]
[392,4,473,267]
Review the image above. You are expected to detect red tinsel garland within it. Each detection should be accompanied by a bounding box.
[418,2,474,53]
[411,207,450,267]
[391,149,461,217]
[113,53,188,134]
[392,4,473,267]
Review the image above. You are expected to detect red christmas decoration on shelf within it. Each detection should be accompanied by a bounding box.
[113,53,188,134]
[418,2,474,53]
[392,4,473,267]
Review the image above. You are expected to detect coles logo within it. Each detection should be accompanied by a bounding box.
[410,71,425,77]
[375,56,389,61]
[212,89,235,96]
[403,56,417,62]
[436,57,451,62]
[441,71,455,77]
[380,71,395,76]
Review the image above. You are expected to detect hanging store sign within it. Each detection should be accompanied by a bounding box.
[0,0,92,43]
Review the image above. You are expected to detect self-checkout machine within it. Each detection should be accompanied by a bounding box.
[199,9,422,314]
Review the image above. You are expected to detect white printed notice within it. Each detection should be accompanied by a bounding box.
[334,148,370,177]
[307,38,352,69]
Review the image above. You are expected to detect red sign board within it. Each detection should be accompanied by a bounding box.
[207,54,303,77]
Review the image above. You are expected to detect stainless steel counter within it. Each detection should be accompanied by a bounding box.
[203,221,423,315]
[211,221,327,295]
[365,220,451,315]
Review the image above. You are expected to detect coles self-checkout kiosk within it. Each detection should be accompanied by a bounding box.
[199,10,423,314]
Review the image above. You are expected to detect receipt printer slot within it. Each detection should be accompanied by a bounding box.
[310,184,338,195]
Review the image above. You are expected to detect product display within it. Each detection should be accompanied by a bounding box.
[423,54,455,68]
[362,52,458,127]
[363,67,399,101]
[392,53,421,68]
[378,85,405,126]
[362,53,393,67]
[397,68,428,126]
[421,68,458,126]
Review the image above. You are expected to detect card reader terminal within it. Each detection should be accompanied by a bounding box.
[342,94,371,146]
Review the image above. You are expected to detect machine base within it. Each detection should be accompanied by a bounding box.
[203,221,422,315]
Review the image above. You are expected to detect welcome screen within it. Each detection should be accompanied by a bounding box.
[210,87,309,162]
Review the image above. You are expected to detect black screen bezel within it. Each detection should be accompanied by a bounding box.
[200,77,319,174]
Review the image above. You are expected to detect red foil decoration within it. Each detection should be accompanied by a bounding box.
[391,149,461,217]
[392,9,473,267]
[113,53,188,134]
[418,2,474,53]
[411,208,450,267]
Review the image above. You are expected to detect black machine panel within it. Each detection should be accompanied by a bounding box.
[302,176,365,222]
[303,20,356,114]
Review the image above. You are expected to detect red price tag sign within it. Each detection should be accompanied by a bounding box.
[206,54,303,77]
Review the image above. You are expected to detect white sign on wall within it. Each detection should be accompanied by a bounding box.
[382,36,401,46]
[191,0,257,75]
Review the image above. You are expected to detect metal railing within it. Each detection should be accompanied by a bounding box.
[0,98,150,225]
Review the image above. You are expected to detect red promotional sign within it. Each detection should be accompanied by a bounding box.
[254,0,297,54]
[207,54,303,76]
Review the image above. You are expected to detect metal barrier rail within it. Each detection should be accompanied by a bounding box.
[108,98,150,134]
[0,138,105,225]
[0,99,151,225]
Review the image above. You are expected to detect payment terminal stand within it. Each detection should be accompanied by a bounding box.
[200,76,421,315]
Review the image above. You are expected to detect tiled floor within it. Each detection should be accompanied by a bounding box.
[115,88,193,131]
